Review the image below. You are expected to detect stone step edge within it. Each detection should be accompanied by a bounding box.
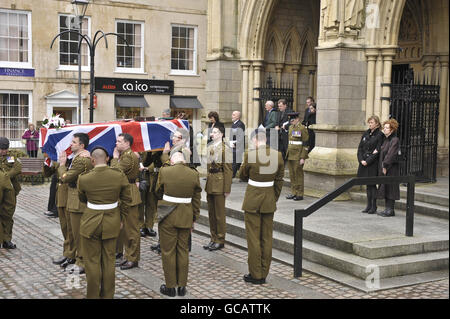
[349,192,449,219]
[197,209,449,277]
[199,201,449,256]
[192,222,450,293]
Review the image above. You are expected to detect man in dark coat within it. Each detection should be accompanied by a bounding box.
[230,111,246,177]
[275,99,292,160]
[357,116,383,214]
[302,97,316,153]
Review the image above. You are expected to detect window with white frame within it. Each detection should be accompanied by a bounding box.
[116,20,144,72]
[0,92,30,142]
[171,25,197,75]
[0,9,32,68]
[58,14,90,69]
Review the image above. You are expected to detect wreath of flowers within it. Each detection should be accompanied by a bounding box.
[42,114,66,129]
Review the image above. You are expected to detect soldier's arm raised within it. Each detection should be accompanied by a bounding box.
[111,153,133,177]
[60,157,89,184]
[42,161,57,178]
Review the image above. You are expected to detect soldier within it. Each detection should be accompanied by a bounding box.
[0,137,22,249]
[138,151,158,238]
[203,126,233,251]
[0,171,16,246]
[155,152,202,297]
[150,128,191,253]
[285,112,309,201]
[238,129,284,284]
[78,146,132,299]
[58,133,93,274]
[112,133,142,270]
[43,155,76,267]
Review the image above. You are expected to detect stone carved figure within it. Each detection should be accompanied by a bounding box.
[321,0,339,31]
[321,0,365,32]
[344,0,365,31]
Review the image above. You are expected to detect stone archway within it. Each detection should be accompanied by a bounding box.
[238,0,320,128]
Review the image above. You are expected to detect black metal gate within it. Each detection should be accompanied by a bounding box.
[389,68,440,182]
[254,75,294,124]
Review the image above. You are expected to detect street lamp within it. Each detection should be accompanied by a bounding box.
[51,14,129,123]
[72,0,90,125]
[72,0,89,18]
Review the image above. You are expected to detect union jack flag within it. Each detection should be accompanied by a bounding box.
[39,119,189,162]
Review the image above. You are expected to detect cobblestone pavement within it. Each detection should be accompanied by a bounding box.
[0,184,448,300]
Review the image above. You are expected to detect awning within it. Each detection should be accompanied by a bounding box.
[170,96,203,109]
[115,95,149,108]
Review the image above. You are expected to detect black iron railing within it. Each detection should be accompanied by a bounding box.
[293,175,416,277]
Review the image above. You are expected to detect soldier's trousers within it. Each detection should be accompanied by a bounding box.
[244,211,274,280]
[58,207,76,259]
[69,211,84,268]
[1,195,17,242]
[81,229,117,299]
[159,215,190,288]
[139,191,157,230]
[207,194,226,244]
[117,205,140,262]
[288,160,304,197]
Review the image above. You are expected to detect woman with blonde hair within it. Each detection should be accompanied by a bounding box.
[357,115,383,214]
[377,118,400,217]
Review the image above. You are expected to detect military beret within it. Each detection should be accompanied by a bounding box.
[287,112,300,119]
[0,137,10,149]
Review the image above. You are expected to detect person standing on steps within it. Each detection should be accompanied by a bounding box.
[357,115,383,214]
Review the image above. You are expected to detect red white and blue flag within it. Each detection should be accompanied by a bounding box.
[40,119,189,162]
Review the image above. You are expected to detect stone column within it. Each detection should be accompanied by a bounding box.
[247,64,254,130]
[380,49,396,122]
[292,66,300,111]
[241,61,251,127]
[252,61,263,129]
[374,52,383,118]
[437,57,449,176]
[308,69,315,98]
[304,46,367,197]
[423,56,435,82]
[275,63,284,87]
[365,49,378,118]
[438,58,448,147]
[434,56,441,85]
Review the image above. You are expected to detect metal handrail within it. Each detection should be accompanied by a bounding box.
[293,175,416,277]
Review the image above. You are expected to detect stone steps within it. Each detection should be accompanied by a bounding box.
[195,201,449,290]
[349,191,449,219]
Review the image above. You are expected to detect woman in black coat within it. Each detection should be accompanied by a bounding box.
[207,111,225,144]
[377,118,401,217]
[357,115,383,214]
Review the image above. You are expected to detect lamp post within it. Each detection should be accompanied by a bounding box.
[72,0,89,125]
[51,3,128,123]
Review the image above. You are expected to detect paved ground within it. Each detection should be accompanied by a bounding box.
[0,183,448,300]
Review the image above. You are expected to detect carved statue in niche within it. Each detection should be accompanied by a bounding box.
[344,0,365,31]
[321,0,364,32]
[321,0,339,31]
